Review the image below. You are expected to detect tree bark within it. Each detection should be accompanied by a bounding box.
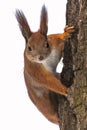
[57,0,87,130]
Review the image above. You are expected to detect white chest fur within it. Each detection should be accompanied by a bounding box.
[43,49,60,75]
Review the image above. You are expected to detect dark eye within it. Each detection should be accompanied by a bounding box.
[28,46,32,51]
[45,42,49,48]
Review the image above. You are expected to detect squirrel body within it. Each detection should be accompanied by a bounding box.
[16,5,74,124]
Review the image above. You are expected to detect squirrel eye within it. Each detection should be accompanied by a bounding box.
[28,46,32,51]
[45,42,49,48]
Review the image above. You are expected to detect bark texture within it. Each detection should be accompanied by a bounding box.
[57,0,87,130]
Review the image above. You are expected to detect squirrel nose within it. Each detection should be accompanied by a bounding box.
[39,55,44,61]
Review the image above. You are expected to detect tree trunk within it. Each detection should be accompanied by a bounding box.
[57,0,87,130]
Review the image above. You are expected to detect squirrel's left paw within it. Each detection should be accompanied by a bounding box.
[64,25,75,38]
[64,25,75,33]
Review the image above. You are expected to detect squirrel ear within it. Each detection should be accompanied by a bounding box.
[15,10,32,42]
[40,5,48,35]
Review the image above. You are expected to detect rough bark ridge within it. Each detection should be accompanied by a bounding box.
[57,0,87,130]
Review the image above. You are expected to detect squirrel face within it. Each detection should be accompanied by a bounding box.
[25,31,51,63]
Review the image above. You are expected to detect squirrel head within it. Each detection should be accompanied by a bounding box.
[16,5,51,63]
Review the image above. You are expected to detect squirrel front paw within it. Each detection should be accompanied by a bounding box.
[64,25,75,39]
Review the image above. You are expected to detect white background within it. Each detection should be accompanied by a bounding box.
[0,0,67,130]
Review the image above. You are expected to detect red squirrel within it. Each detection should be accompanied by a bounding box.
[16,5,74,124]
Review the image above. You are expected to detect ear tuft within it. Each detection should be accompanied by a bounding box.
[40,5,48,35]
[15,10,32,42]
